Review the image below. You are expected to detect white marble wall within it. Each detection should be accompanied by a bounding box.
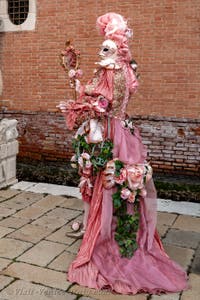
[0,118,19,188]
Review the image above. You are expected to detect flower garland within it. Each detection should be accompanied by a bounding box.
[103,159,152,258]
[71,127,152,259]
[71,134,113,173]
[71,133,113,202]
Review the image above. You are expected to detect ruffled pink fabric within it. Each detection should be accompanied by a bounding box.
[62,69,115,130]
[67,119,188,295]
[92,69,114,101]
[63,62,138,130]
[62,96,95,130]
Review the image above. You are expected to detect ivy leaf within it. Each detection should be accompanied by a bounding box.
[114,160,124,176]
[113,197,122,209]
[125,239,132,247]
[112,191,122,209]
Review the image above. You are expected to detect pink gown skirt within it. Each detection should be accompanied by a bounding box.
[67,118,188,295]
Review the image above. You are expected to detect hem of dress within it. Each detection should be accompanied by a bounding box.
[67,272,189,296]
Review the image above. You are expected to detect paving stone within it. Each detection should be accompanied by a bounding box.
[17,240,66,267]
[69,285,147,300]
[151,293,180,300]
[0,279,76,300]
[0,258,12,271]
[46,216,83,245]
[0,238,32,259]
[0,196,6,203]
[59,197,83,211]
[156,225,169,238]
[7,224,53,243]
[0,197,36,210]
[32,215,67,230]
[163,244,194,270]
[14,205,49,220]
[157,212,177,226]
[191,244,200,274]
[48,251,76,272]
[0,216,30,229]
[163,229,200,249]
[172,215,200,233]
[33,194,66,210]
[0,226,14,238]
[0,192,44,211]
[46,224,75,245]
[0,274,14,290]
[0,189,20,199]
[181,273,200,300]
[66,239,82,254]
[0,207,16,219]
[2,262,71,291]
[45,207,81,221]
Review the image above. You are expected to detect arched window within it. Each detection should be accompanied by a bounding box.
[8,0,29,25]
[0,0,36,32]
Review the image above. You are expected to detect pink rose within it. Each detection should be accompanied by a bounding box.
[121,188,131,200]
[106,160,116,170]
[71,222,80,231]
[85,160,92,169]
[78,156,84,167]
[98,96,108,109]
[81,152,90,160]
[92,96,109,113]
[70,155,77,169]
[102,161,116,189]
[103,178,115,189]
[102,172,115,189]
[75,69,83,78]
[82,167,92,177]
[128,192,136,203]
[104,160,116,175]
[68,69,76,78]
[104,168,115,175]
[139,188,147,198]
[126,165,144,190]
[115,168,127,185]
[71,155,76,162]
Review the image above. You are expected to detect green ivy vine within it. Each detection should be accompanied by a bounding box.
[72,135,141,259]
[72,134,113,172]
[112,160,140,258]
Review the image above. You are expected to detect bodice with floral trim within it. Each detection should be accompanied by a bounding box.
[63,62,138,130]
[84,66,131,119]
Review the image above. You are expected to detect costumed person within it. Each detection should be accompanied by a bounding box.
[58,12,188,295]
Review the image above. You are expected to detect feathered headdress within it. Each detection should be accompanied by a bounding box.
[96,12,133,61]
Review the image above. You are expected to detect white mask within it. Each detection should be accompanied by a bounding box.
[97,39,120,69]
[99,39,118,61]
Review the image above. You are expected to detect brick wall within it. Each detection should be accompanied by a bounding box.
[0,111,73,162]
[0,1,200,176]
[0,111,199,176]
[134,116,200,175]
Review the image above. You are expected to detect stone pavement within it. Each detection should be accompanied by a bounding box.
[0,182,199,300]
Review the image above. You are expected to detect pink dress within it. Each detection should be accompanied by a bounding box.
[66,62,188,295]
